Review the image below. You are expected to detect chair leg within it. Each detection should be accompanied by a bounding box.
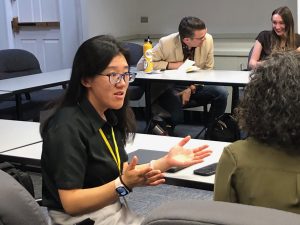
[194,127,206,139]
[15,94,22,120]
[203,105,208,125]
[194,104,208,139]
[25,92,31,100]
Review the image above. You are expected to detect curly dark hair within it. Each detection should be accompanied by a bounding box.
[237,51,300,149]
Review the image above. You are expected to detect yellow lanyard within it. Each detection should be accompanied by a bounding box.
[99,127,121,174]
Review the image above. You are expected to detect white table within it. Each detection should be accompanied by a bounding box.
[126,133,229,190]
[0,119,42,153]
[135,69,250,121]
[0,68,71,119]
[0,68,71,93]
[136,69,250,86]
[0,133,230,190]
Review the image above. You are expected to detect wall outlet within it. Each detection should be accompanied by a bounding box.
[141,16,148,23]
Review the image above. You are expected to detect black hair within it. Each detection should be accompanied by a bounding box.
[41,35,136,143]
[178,16,206,39]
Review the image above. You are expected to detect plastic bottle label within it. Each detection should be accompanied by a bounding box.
[145,49,152,59]
[144,49,153,73]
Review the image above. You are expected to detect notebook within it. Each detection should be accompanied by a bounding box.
[128,149,166,164]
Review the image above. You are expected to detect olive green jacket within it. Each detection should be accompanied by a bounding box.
[214,138,300,214]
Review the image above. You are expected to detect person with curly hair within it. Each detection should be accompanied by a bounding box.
[214,51,300,214]
[249,6,300,70]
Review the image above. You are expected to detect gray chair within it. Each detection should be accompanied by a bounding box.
[122,42,145,101]
[122,42,147,132]
[0,49,41,80]
[0,49,65,120]
[182,99,209,138]
[0,169,48,225]
[237,46,254,105]
[243,46,254,71]
[247,46,254,70]
[0,49,41,102]
[122,42,143,67]
[142,200,300,225]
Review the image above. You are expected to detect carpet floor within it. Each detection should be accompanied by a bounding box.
[30,172,213,217]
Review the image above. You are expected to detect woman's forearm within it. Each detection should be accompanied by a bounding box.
[58,180,118,216]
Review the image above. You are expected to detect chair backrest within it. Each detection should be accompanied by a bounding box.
[0,49,42,80]
[246,46,254,70]
[121,42,145,101]
[142,200,300,225]
[0,169,48,225]
[121,42,143,66]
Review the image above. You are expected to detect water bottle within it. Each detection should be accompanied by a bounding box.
[143,36,153,73]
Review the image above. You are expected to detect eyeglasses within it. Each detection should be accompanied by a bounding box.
[192,35,206,41]
[191,31,207,41]
[98,72,136,84]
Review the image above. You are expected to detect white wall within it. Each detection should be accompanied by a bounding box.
[137,0,297,36]
[0,0,14,49]
[298,0,300,32]
[59,0,81,68]
[0,1,8,49]
[81,0,297,38]
[80,0,139,40]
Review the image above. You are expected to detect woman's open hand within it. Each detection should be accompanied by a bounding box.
[165,136,212,168]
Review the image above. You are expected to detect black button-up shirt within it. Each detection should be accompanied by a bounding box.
[41,97,128,211]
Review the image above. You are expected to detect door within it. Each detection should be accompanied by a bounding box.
[11,0,62,72]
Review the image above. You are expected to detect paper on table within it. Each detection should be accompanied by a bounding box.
[178,59,200,72]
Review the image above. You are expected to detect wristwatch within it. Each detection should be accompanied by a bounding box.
[115,177,130,197]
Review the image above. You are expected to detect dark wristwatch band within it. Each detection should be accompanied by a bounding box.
[119,175,132,192]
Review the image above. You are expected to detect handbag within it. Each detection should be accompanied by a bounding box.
[205,114,240,142]
[146,115,170,136]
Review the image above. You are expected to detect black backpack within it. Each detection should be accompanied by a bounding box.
[0,162,35,197]
[205,114,240,142]
[146,115,171,136]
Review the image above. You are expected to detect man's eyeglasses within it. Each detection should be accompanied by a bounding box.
[98,72,136,84]
[191,35,206,41]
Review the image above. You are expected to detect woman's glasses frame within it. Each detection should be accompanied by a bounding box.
[98,72,136,84]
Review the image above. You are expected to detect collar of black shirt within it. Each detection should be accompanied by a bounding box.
[78,97,118,132]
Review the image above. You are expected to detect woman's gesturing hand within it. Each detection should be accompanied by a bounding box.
[165,136,212,168]
[122,156,165,190]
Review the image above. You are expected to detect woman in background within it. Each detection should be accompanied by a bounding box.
[249,6,300,69]
[214,51,300,214]
[40,35,211,225]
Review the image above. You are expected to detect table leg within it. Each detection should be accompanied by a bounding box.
[15,94,22,120]
[144,81,151,123]
[231,86,239,113]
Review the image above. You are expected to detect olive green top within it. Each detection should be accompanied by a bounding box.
[214,138,300,214]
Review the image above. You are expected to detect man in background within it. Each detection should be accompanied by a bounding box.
[138,16,228,128]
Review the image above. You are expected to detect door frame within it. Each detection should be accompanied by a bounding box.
[0,0,83,70]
